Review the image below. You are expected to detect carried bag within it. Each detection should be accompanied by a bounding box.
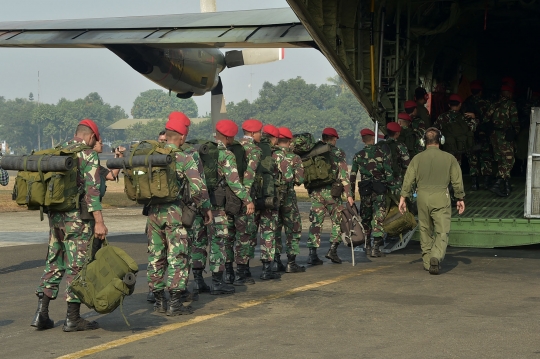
[358,180,373,198]
[383,195,417,237]
[441,113,474,154]
[225,185,242,216]
[252,139,278,210]
[292,133,316,155]
[340,203,366,247]
[70,237,138,325]
[301,141,336,190]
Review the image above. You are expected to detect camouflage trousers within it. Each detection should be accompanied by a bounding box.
[254,208,278,261]
[307,187,343,248]
[190,206,228,273]
[188,214,208,270]
[225,207,257,265]
[469,143,493,177]
[146,203,190,292]
[275,190,302,256]
[491,132,515,179]
[360,192,387,238]
[37,209,94,302]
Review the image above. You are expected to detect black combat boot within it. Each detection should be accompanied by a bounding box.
[483,175,493,190]
[307,247,324,265]
[325,242,342,264]
[224,262,235,284]
[180,289,199,302]
[153,290,167,313]
[370,238,382,258]
[260,261,282,280]
[210,271,236,295]
[192,269,210,294]
[245,260,252,278]
[285,255,306,273]
[167,290,193,316]
[470,176,479,191]
[233,264,255,286]
[272,254,286,272]
[505,178,512,196]
[31,293,54,330]
[62,302,99,332]
[146,289,155,303]
[490,177,507,197]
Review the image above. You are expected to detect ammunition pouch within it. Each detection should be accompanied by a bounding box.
[331,182,344,198]
[225,186,242,216]
[209,185,226,207]
[180,201,197,228]
[358,180,373,198]
[277,184,288,207]
[79,200,93,221]
[372,181,387,195]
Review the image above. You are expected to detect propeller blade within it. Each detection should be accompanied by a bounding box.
[225,48,285,68]
[211,76,227,131]
[200,0,216,13]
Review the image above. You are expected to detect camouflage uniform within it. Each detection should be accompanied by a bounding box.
[350,143,395,241]
[37,137,100,303]
[307,145,352,247]
[384,137,411,195]
[486,96,520,179]
[417,104,431,128]
[275,148,304,256]
[146,143,210,292]
[434,110,478,165]
[464,95,493,177]
[411,115,427,132]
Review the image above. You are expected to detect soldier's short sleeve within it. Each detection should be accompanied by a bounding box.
[178,152,207,209]
[221,150,252,206]
[242,145,261,192]
[81,150,102,212]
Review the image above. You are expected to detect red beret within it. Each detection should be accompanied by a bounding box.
[502,76,516,87]
[216,119,238,137]
[79,119,100,141]
[470,80,483,90]
[360,128,375,136]
[501,85,514,93]
[449,94,463,103]
[165,119,188,135]
[387,122,401,132]
[242,118,263,132]
[398,113,411,121]
[404,100,417,109]
[168,111,191,127]
[322,127,339,139]
[278,127,293,139]
[263,124,279,138]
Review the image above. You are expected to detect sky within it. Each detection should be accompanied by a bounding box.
[0,0,338,117]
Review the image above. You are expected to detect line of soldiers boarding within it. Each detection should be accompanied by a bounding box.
[30,76,524,330]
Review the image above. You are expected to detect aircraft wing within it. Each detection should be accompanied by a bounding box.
[0,8,312,49]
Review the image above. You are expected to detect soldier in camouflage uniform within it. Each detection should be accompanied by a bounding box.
[147,118,212,316]
[404,100,427,132]
[397,112,423,157]
[384,122,411,196]
[486,85,520,197]
[415,87,432,128]
[274,127,305,273]
[350,128,396,257]
[307,128,354,265]
[463,81,494,191]
[32,119,107,332]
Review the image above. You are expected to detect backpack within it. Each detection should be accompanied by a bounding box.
[292,133,316,155]
[340,203,366,247]
[70,237,138,325]
[123,140,182,205]
[252,138,278,210]
[399,127,419,156]
[301,141,336,190]
[11,142,91,218]
[186,140,219,192]
[382,140,402,180]
[440,113,474,154]
[227,140,248,184]
[383,195,417,236]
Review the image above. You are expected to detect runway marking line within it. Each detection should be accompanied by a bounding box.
[57,265,390,359]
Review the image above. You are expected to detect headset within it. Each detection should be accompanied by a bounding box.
[419,127,445,147]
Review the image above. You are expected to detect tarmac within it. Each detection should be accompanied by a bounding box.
[1,210,540,359]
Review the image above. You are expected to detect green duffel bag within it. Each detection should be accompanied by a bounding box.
[383,195,417,237]
[70,237,138,325]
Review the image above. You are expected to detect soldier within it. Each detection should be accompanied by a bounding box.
[147,118,212,316]
[225,119,262,286]
[0,152,9,186]
[396,112,423,157]
[274,126,305,273]
[415,87,431,128]
[158,130,166,143]
[384,122,411,195]
[463,81,493,191]
[32,119,107,331]
[404,100,426,131]
[486,85,520,197]
[350,128,395,257]
[307,128,354,265]
[399,127,465,275]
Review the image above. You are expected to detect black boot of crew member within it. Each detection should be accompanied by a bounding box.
[210,271,236,295]
[233,263,254,286]
[167,290,193,316]
[245,260,252,278]
[260,261,282,280]
[490,177,507,197]
[224,262,235,284]
[192,269,211,294]
[153,290,167,313]
[285,255,306,273]
[272,254,286,272]
[307,247,324,265]
[146,289,155,303]
[62,302,99,332]
[470,176,479,191]
[325,242,342,264]
[31,293,54,330]
[505,178,512,196]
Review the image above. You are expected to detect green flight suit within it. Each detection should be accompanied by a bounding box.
[400,146,464,270]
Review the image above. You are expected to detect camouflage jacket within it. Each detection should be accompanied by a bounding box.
[239,136,262,193]
[411,115,427,131]
[330,145,352,197]
[216,140,253,206]
[275,146,304,191]
[463,95,491,123]
[181,144,211,209]
[486,97,520,132]
[435,110,478,132]
[166,143,210,209]
[271,145,286,187]
[385,137,411,181]
[351,143,395,189]
[63,137,101,213]
[417,104,431,127]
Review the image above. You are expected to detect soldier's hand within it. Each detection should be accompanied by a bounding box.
[246,202,255,215]
[456,200,465,215]
[464,112,475,119]
[398,197,407,214]
[347,196,355,207]
[203,209,213,225]
[94,222,108,240]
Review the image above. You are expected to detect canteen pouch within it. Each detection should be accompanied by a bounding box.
[358,180,373,198]
[331,182,344,198]
[225,186,242,216]
[180,201,197,228]
[372,181,387,195]
[210,185,226,207]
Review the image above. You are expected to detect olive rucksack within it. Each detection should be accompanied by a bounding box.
[300,141,336,191]
[252,138,278,210]
[340,203,366,248]
[292,132,316,155]
[186,140,219,191]
[399,127,420,156]
[123,140,182,205]
[227,140,248,184]
[382,139,402,180]
[441,113,474,154]
[12,142,91,219]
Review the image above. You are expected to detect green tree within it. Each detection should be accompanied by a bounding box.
[125,119,167,142]
[131,89,198,119]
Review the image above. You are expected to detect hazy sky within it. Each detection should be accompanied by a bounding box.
[0,0,338,117]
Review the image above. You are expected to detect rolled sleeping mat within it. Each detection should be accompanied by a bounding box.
[0,155,74,172]
[189,143,210,155]
[302,144,331,159]
[106,154,172,169]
